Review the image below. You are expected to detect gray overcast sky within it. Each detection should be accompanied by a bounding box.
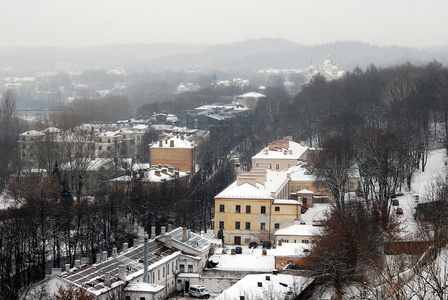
[2,0,447,48]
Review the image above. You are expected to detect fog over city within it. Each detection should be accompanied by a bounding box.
[3,1,448,300]
[2,0,448,48]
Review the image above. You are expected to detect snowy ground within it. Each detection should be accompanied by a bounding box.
[393,148,447,239]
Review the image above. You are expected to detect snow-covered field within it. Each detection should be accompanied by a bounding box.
[394,148,447,239]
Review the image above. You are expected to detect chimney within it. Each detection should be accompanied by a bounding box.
[165,235,173,249]
[167,224,172,232]
[168,166,174,173]
[112,247,118,258]
[134,239,139,247]
[155,170,161,176]
[187,229,191,239]
[118,265,126,281]
[102,251,108,262]
[51,268,62,276]
[143,238,149,283]
[138,226,147,241]
[170,140,174,147]
[161,168,168,174]
[65,264,71,272]
[151,226,156,239]
[161,226,166,235]
[123,242,128,253]
[104,272,111,287]
[300,141,305,147]
[182,228,187,241]
[75,259,81,268]
[159,140,163,147]
[96,253,102,263]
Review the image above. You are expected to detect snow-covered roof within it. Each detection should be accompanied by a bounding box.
[273,199,301,205]
[208,251,275,272]
[275,224,323,237]
[272,242,312,257]
[284,164,316,182]
[150,137,195,149]
[215,169,288,199]
[215,273,310,300]
[237,91,266,99]
[253,140,308,161]
[19,130,44,137]
[124,282,164,293]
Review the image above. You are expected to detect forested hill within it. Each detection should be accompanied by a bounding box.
[1,39,447,73]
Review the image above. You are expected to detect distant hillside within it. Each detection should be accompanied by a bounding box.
[0,39,447,74]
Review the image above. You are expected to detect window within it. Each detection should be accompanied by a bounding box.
[236,205,241,213]
[302,240,310,244]
[275,164,280,170]
[108,139,111,143]
[188,265,193,273]
[288,164,291,168]
[246,205,251,213]
[235,222,240,230]
[349,183,354,189]
[107,146,111,151]
[306,186,310,190]
[152,272,154,283]
[274,223,280,229]
[219,204,225,212]
[179,264,185,273]
[245,238,250,243]
[167,264,169,275]
[316,186,321,192]
[297,186,300,191]
[163,266,165,277]
[269,164,272,169]
[245,222,251,230]
[158,269,160,280]
[275,207,280,212]
[260,223,265,230]
[123,135,126,138]
[140,297,145,300]
[125,297,131,300]
[261,206,266,214]
[219,221,224,229]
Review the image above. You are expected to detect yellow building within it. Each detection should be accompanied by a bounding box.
[214,168,301,246]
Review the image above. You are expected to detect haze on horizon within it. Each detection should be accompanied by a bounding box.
[2,0,447,49]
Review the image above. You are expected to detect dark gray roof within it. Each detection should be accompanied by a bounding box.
[162,227,211,253]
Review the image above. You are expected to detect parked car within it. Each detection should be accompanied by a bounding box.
[301,207,308,214]
[262,241,272,249]
[189,285,210,299]
[248,242,258,249]
[396,207,404,214]
[392,199,399,206]
[235,246,242,254]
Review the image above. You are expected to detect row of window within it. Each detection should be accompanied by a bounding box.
[219,205,281,213]
[255,163,292,170]
[218,221,280,230]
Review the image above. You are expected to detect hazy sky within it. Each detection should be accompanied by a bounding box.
[2,0,447,48]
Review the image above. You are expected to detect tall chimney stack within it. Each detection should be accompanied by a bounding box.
[143,238,149,283]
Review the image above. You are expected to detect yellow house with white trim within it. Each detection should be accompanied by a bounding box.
[214,168,301,246]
